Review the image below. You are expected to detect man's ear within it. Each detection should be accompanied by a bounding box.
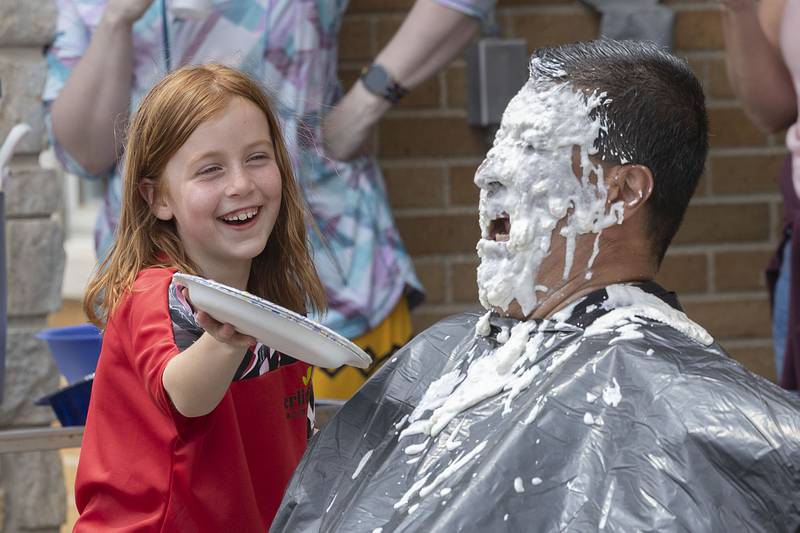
[605,164,653,218]
[138,178,173,221]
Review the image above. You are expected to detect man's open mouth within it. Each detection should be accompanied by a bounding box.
[488,215,510,242]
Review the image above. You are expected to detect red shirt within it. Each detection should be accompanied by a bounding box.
[74,268,312,532]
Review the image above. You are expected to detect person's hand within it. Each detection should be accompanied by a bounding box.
[104,0,156,26]
[322,81,391,161]
[181,286,256,349]
[196,310,257,348]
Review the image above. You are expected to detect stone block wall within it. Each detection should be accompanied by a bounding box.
[341,0,784,381]
[0,0,66,531]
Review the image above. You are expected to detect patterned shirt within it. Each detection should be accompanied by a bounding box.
[43,0,494,339]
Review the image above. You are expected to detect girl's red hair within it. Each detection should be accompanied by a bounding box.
[84,64,326,326]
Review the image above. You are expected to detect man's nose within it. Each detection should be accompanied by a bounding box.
[474,159,498,188]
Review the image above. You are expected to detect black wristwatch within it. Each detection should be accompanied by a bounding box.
[359,63,409,104]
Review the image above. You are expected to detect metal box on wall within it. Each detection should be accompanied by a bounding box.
[466,38,529,128]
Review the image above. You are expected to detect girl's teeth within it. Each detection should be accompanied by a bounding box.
[224,210,256,221]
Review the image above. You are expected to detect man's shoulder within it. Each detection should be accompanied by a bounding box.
[602,320,731,375]
[612,323,800,411]
[400,311,483,353]
[426,311,483,331]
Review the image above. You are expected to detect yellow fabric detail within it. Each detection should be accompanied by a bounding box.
[312,297,412,401]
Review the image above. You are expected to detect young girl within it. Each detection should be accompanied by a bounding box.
[76,64,326,531]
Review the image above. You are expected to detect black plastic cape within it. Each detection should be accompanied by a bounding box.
[273,284,800,532]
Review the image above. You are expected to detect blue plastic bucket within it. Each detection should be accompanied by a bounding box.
[37,324,102,384]
[36,376,93,426]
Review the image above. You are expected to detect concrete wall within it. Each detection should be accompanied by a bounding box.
[342,0,783,382]
[0,1,66,531]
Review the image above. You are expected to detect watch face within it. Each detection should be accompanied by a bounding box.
[362,64,390,95]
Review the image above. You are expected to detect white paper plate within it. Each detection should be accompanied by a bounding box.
[173,273,372,369]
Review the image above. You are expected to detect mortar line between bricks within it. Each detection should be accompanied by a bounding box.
[414,253,479,263]
[412,303,483,314]
[439,70,448,109]
[705,98,747,107]
[442,163,452,206]
[367,15,377,58]
[380,157,484,167]
[769,202,780,243]
[384,108,468,119]
[339,58,467,70]
[673,49,729,58]
[708,146,789,156]
[707,249,716,293]
[719,338,775,348]
[666,243,778,254]
[497,5,596,15]
[681,292,769,303]
[706,101,771,109]
[680,50,727,60]
[444,257,454,306]
[688,194,783,205]
[665,4,726,13]
[394,206,478,217]
[670,243,778,253]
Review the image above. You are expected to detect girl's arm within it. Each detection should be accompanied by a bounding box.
[49,0,155,175]
[323,0,482,160]
[162,311,256,418]
[719,0,797,133]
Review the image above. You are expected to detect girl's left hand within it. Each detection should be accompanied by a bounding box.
[181,286,256,348]
[195,310,256,348]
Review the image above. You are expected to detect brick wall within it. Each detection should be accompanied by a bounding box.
[340,0,784,381]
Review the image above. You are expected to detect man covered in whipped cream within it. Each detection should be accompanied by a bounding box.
[272,40,800,532]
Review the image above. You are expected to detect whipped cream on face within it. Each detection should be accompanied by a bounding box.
[475,63,624,316]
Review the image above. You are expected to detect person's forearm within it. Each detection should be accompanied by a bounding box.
[50,8,136,175]
[721,4,797,132]
[349,0,480,128]
[375,0,480,89]
[321,0,482,160]
[162,333,245,417]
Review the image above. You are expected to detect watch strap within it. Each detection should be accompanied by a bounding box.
[360,63,408,104]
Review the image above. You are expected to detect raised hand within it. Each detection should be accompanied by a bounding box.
[104,0,157,25]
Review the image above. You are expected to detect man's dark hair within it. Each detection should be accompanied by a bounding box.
[531,40,708,264]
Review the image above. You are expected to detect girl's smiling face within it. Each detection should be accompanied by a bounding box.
[152,97,282,287]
